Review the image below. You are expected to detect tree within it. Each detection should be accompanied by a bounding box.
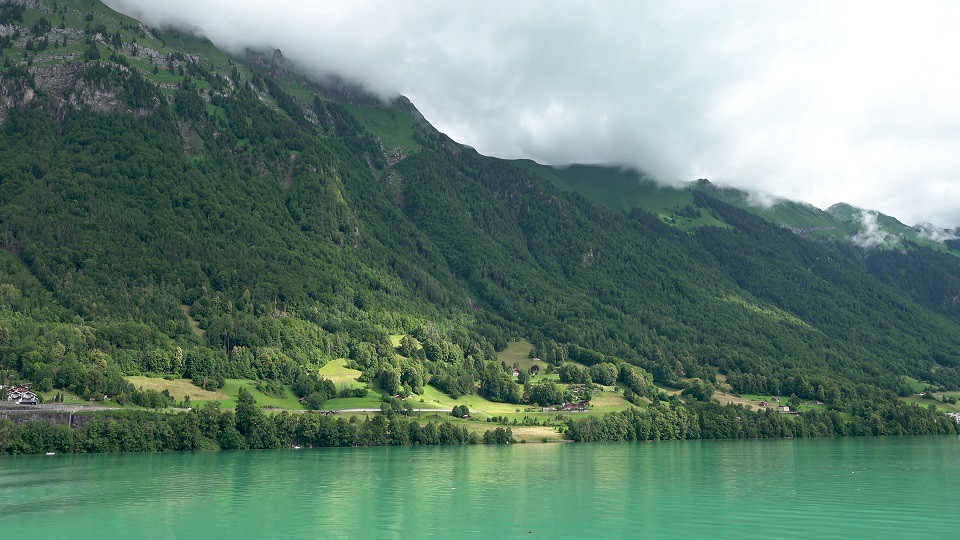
[378,367,401,395]
[525,381,566,406]
[558,363,590,384]
[681,378,714,402]
[235,386,258,435]
[84,41,100,61]
[589,363,618,386]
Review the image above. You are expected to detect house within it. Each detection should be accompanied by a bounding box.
[6,385,39,405]
[758,401,769,407]
[562,401,589,412]
[778,406,791,412]
[529,365,540,375]
[947,412,960,424]
[512,368,521,377]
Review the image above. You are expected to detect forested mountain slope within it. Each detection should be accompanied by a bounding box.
[1,0,959,430]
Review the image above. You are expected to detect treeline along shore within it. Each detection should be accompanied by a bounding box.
[2,391,956,455]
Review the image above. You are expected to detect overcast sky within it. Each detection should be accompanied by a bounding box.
[106,0,960,226]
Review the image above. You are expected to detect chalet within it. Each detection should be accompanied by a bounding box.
[758,401,769,407]
[562,401,589,412]
[6,385,39,405]
[512,368,521,377]
[778,406,790,412]
[947,412,960,424]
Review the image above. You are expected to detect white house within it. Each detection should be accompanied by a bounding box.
[5,385,39,405]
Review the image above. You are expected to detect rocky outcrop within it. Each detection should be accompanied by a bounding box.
[0,71,36,124]
[0,61,166,128]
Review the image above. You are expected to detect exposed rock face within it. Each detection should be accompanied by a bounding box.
[68,77,124,113]
[31,62,84,97]
[0,62,164,127]
[0,73,36,124]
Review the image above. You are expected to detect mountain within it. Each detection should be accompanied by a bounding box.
[530,161,960,247]
[1,0,958,442]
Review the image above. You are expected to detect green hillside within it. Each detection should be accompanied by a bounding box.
[1,0,959,452]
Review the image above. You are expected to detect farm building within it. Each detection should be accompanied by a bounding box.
[562,401,589,412]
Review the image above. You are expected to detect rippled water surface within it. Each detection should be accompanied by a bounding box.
[2,436,958,538]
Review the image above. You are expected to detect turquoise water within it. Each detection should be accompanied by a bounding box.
[2,437,958,538]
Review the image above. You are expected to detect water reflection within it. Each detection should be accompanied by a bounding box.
[2,437,958,538]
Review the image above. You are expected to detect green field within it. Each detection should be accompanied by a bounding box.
[37,388,89,405]
[902,376,929,393]
[123,376,304,410]
[496,339,549,373]
[125,376,228,402]
[414,385,521,415]
[320,390,383,410]
[902,394,960,413]
[316,358,365,388]
[346,104,422,155]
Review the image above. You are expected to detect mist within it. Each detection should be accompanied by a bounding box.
[105,0,960,226]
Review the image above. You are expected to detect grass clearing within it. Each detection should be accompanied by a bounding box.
[510,426,567,443]
[321,390,383,410]
[222,379,304,410]
[345,104,422,154]
[902,394,960,413]
[714,392,783,410]
[590,389,630,408]
[125,376,227,402]
[181,379,306,410]
[38,388,90,405]
[317,358,365,388]
[902,376,929,393]
[414,385,523,415]
[497,339,551,374]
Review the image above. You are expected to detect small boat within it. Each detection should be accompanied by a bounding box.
[291,445,302,450]
[45,452,56,456]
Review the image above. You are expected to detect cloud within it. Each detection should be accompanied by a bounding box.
[915,222,959,243]
[744,191,783,210]
[105,0,960,226]
[852,211,897,249]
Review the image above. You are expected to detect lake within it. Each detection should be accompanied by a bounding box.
[2,436,958,538]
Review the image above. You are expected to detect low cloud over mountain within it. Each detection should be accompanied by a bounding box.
[107,0,960,226]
